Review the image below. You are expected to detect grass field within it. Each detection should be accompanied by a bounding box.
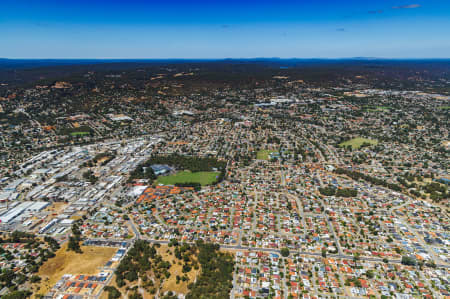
[70,131,90,136]
[35,243,116,297]
[59,125,93,136]
[257,150,278,160]
[439,106,450,110]
[365,106,391,112]
[157,171,219,186]
[339,137,378,149]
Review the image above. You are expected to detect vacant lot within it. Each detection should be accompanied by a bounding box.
[45,202,67,213]
[35,243,116,297]
[339,137,378,149]
[257,149,278,160]
[157,171,219,186]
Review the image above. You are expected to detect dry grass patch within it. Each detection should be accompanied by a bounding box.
[45,202,67,213]
[157,245,200,295]
[102,274,154,299]
[35,243,116,297]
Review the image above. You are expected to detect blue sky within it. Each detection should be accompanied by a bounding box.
[1,0,449,58]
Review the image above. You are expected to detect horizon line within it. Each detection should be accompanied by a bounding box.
[2,57,450,60]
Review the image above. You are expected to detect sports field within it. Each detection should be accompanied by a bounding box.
[157,171,219,186]
[70,131,90,136]
[339,137,378,149]
[365,106,391,112]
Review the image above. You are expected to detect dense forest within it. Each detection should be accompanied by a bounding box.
[186,241,234,299]
[319,185,358,197]
[2,59,450,92]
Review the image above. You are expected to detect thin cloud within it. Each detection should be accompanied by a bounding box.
[34,22,51,27]
[393,4,421,9]
[336,28,346,32]
[344,3,417,20]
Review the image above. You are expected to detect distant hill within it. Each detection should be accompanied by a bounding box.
[0,58,449,88]
[1,58,450,71]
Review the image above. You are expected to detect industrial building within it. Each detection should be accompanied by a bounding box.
[0,201,50,224]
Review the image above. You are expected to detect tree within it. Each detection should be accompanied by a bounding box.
[30,275,41,283]
[182,264,192,273]
[82,170,98,184]
[67,223,82,253]
[67,236,82,253]
[366,270,374,279]
[280,248,290,257]
[425,260,437,268]
[129,292,143,299]
[401,256,416,266]
[104,286,121,299]
[2,290,32,299]
[319,186,335,196]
